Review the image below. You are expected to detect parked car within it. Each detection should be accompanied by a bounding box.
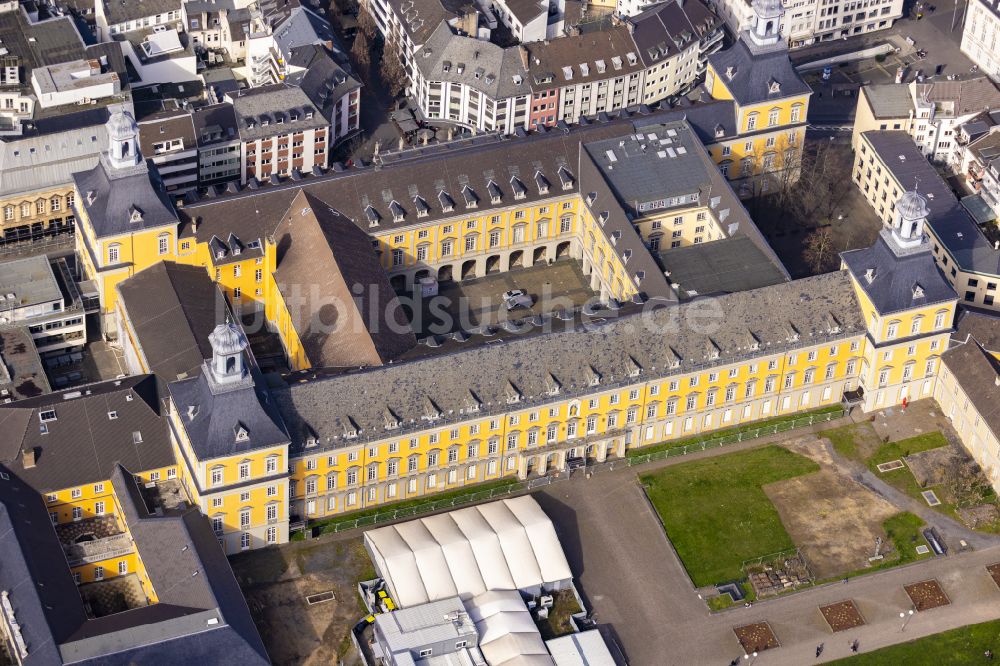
[502,290,533,310]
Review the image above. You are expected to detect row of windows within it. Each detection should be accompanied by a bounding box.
[209,456,281,486]
[3,194,73,221]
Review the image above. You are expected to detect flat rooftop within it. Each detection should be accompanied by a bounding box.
[32,58,121,95]
[659,236,789,298]
[0,325,50,400]
[0,255,62,310]
[584,120,711,216]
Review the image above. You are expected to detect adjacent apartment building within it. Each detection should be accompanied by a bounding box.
[372,0,724,134]
[853,77,1000,166]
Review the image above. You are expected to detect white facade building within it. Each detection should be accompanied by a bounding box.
[962,0,1000,81]
[705,0,904,48]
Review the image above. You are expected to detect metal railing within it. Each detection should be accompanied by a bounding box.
[302,407,848,536]
[621,408,847,467]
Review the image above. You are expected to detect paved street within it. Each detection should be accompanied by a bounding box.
[805,0,978,126]
[531,411,1000,665]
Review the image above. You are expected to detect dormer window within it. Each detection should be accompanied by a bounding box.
[864,268,876,284]
[235,425,249,442]
[768,78,781,94]
[129,206,143,223]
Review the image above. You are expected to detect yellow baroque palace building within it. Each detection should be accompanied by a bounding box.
[2,15,960,559]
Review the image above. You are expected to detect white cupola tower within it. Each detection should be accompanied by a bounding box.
[105,107,141,170]
[747,0,785,50]
[890,190,929,250]
[207,321,249,387]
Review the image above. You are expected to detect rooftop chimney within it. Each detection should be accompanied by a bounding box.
[22,447,36,469]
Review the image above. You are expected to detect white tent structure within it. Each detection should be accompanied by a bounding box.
[364,496,573,609]
[467,590,553,666]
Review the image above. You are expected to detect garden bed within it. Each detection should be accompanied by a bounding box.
[904,579,950,611]
[820,600,865,632]
[987,563,1000,590]
[733,622,780,653]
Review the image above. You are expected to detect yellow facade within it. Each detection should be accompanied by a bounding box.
[287,331,864,520]
[0,186,76,245]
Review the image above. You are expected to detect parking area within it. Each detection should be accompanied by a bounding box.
[403,259,597,338]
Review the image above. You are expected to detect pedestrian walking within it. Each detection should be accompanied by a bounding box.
[986,649,994,660]
[851,639,860,653]
[843,577,849,584]
[816,643,824,658]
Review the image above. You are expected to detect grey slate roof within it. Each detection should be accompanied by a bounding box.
[0,11,85,88]
[415,22,531,101]
[860,84,914,118]
[273,272,862,451]
[72,154,179,239]
[117,262,225,385]
[168,367,289,461]
[191,102,239,146]
[914,77,1000,117]
[0,326,51,401]
[0,375,175,493]
[229,83,327,141]
[627,0,720,67]
[137,110,196,156]
[286,44,361,116]
[0,472,89,666]
[954,307,1000,353]
[706,38,811,106]
[862,130,1000,275]
[178,103,742,245]
[584,120,713,214]
[659,235,788,298]
[941,339,1000,437]
[840,231,957,316]
[0,110,108,198]
[101,0,182,25]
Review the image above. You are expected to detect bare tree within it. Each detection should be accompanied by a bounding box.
[351,29,373,77]
[358,4,377,39]
[803,228,837,274]
[380,41,407,98]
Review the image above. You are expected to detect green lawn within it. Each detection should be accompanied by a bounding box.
[828,618,1000,665]
[640,445,820,587]
[628,405,844,458]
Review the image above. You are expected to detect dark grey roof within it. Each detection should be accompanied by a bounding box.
[627,0,721,67]
[862,131,1000,275]
[840,231,956,316]
[955,307,1000,353]
[273,191,416,367]
[706,38,811,106]
[0,463,267,666]
[659,235,788,298]
[0,472,89,665]
[102,0,182,25]
[0,326,51,401]
[117,262,225,385]
[287,44,361,116]
[230,83,327,142]
[274,272,862,451]
[0,375,175,493]
[168,367,289,461]
[415,23,530,100]
[137,111,196,157]
[72,155,179,239]
[177,103,741,244]
[941,339,1000,436]
[860,84,914,118]
[0,11,85,86]
[191,102,239,146]
[584,120,714,215]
